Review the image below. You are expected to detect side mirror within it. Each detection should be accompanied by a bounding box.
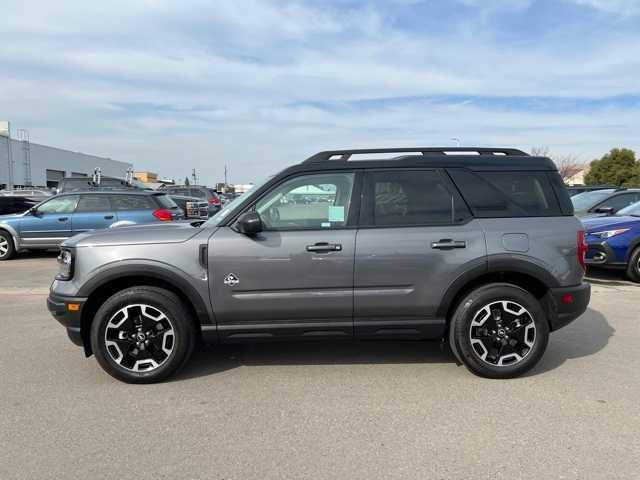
[594,207,615,215]
[28,206,39,216]
[235,211,263,235]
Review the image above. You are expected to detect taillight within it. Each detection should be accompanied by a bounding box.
[153,208,173,221]
[577,230,587,271]
[208,196,221,205]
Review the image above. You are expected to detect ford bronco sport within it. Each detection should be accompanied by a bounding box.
[47,147,591,383]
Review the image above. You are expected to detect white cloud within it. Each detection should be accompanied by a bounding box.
[0,0,639,184]
[570,0,640,15]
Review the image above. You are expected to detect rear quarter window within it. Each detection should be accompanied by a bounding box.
[154,194,178,209]
[448,169,563,217]
[111,195,155,211]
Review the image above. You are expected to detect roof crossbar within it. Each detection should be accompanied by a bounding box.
[303,147,529,163]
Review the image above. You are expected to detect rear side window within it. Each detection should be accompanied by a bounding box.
[190,188,206,199]
[363,170,470,226]
[154,194,178,209]
[448,169,562,217]
[111,195,154,211]
[166,187,190,196]
[76,195,112,212]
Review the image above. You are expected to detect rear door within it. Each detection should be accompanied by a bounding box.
[19,195,78,246]
[354,169,486,339]
[72,194,116,234]
[209,171,359,341]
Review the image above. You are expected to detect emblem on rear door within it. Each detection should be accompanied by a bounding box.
[223,273,240,287]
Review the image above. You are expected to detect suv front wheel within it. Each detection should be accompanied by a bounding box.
[90,286,196,383]
[449,283,550,379]
[0,231,16,260]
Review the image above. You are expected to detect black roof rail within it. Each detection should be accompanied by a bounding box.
[303,147,529,163]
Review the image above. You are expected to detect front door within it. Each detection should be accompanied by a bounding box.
[72,194,117,234]
[209,171,359,341]
[19,195,78,247]
[354,169,486,339]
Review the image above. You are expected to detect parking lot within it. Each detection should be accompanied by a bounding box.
[1,253,638,480]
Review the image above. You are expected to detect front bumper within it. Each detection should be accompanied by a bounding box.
[547,282,591,331]
[585,241,625,267]
[47,293,87,347]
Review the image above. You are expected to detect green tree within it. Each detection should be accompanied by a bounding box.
[184,176,190,186]
[584,148,639,187]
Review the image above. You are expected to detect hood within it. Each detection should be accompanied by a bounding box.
[63,221,203,248]
[0,212,25,222]
[582,215,640,233]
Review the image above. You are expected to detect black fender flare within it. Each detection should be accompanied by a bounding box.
[436,254,558,319]
[78,260,213,326]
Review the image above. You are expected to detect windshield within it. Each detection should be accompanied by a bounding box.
[204,178,267,226]
[616,200,640,217]
[571,189,615,211]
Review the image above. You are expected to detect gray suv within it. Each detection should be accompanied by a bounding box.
[47,147,591,383]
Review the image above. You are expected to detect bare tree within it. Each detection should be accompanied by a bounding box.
[530,146,550,157]
[554,154,583,181]
[531,146,584,182]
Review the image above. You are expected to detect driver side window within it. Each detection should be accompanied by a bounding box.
[255,172,355,231]
[36,196,78,214]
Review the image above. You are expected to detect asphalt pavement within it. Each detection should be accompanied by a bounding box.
[1,253,638,480]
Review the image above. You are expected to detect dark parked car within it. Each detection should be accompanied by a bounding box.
[48,147,589,383]
[169,195,209,220]
[161,185,222,216]
[571,188,640,218]
[0,196,39,216]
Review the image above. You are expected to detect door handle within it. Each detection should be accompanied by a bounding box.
[431,239,466,249]
[104,215,114,220]
[306,242,342,253]
[58,217,68,222]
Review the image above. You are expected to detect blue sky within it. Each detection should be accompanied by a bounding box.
[1,0,639,184]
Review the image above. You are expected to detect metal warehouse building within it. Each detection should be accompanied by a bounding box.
[1,129,132,189]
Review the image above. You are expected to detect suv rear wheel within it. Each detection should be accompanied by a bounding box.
[449,283,549,379]
[90,286,196,383]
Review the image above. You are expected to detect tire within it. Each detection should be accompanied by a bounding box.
[0,231,16,260]
[449,283,549,379]
[90,286,196,383]
[625,247,640,283]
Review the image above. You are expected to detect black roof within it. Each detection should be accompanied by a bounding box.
[282,147,558,173]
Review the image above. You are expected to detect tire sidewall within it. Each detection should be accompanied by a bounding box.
[0,231,15,260]
[90,287,194,383]
[452,284,550,379]
[626,247,640,283]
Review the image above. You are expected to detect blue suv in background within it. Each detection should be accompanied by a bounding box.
[583,200,640,282]
[0,191,183,260]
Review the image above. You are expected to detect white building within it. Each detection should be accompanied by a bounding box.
[0,132,132,189]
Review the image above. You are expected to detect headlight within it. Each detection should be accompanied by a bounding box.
[590,228,630,239]
[56,249,74,280]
